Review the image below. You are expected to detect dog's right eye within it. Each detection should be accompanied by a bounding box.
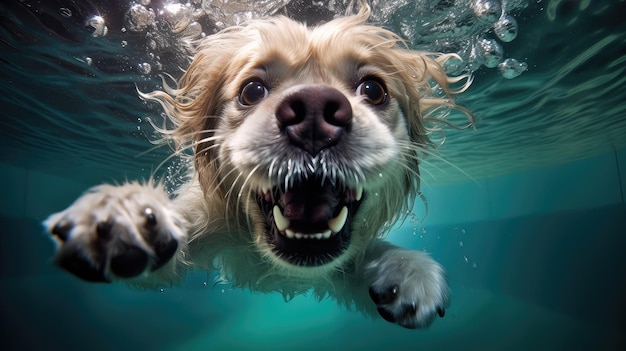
[356,79,387,106]
[239,81,269,106]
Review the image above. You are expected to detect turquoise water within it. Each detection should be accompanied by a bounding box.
[1,0,625,350]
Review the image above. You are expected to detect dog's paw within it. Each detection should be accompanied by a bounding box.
[43,182,185,282]
[366,249,449,329]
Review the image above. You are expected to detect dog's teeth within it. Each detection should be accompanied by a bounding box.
[314,233,323,239]
[294,232,303,239]
[328,206,348,233]
[285,229,295,238]
[322,229,332,239]
[273,206,290,232]
[355,185,363,201]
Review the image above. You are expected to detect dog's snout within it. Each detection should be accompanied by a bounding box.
[276,85,352,156]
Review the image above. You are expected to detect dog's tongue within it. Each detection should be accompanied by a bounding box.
[278,179,340,232]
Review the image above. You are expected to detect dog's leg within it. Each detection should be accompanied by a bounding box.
[356,240,449,329]
[43,182,188,287]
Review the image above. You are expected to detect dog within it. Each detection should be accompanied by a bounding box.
[44,3,472,329]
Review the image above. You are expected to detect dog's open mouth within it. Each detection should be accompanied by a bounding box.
[257,177,363,266]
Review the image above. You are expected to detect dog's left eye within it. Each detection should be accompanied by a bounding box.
[356,79,387,105]
[239,81,269,106]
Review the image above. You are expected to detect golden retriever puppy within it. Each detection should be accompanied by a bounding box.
[44,4,472,329]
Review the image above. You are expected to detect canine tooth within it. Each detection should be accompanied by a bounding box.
[328,206,348,233]
[295,232,303,239]
[314,233,323,239]
[285,229,295,238]
[322,229,331,239]
[273,206,290,232]
[355,185,363,201]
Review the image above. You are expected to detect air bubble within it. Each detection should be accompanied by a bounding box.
[494,15,518,42]
[443,56,465,75]
[126,4,156,32]
[477,38,503,68]
[59,7,72,18]
[121,40,128,48]
[472,0,502,24]
[160,2,193,33]
[181,21,203,39]
[85,57,92,65]
[86,15,108,37]
[498,58,528,79]
[458,241,464,247]
[137,62,151,74]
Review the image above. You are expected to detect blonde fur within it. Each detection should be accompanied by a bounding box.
[46,2,472,329]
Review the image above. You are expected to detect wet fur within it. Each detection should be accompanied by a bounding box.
[45,5,472,329]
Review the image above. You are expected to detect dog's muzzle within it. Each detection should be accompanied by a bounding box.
[257,84,363,266]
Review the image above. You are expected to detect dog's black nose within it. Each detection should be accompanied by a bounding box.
[276,85,352,156]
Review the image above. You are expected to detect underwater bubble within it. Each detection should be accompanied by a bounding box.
[421,227,427,234]
[443,56,465,75]
[159,288,164,293]
[59,7,72,18]
[477,38,504,68]
[85,57,92,65]
[181,21,202,38]
[121,40,128,48]
[139,0,151,5]
[86,15,108,37]
[159,2,193,33]
[126,3,156,32]
[498,58,528,79]
[137,62,151,74]
[494,15,518,42]
[472,0,502,24]
[459,241,464,247]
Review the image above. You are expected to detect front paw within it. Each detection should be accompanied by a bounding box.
[43,183,185,282]
[367,250,449,329]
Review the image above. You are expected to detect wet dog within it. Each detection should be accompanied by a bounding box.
[44,4,472,329]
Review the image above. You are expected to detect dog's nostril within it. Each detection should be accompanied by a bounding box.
[323,100,352,126]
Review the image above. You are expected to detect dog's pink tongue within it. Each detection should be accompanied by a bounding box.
[279,181,339,231]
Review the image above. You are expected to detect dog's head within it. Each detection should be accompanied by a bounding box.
[146,7,471,274]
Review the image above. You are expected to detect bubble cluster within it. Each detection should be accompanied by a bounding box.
[126,3,156,32]
[73,1,530,81]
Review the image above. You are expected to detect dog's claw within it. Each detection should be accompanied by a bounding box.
[51,220,72,242]
[437,306,445,318]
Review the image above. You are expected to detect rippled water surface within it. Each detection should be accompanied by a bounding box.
[1,0,625,350]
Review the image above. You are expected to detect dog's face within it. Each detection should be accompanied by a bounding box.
[160,12,467,274]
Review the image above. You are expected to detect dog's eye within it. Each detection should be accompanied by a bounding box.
[357,80,387,105]
[239,81,269,106]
